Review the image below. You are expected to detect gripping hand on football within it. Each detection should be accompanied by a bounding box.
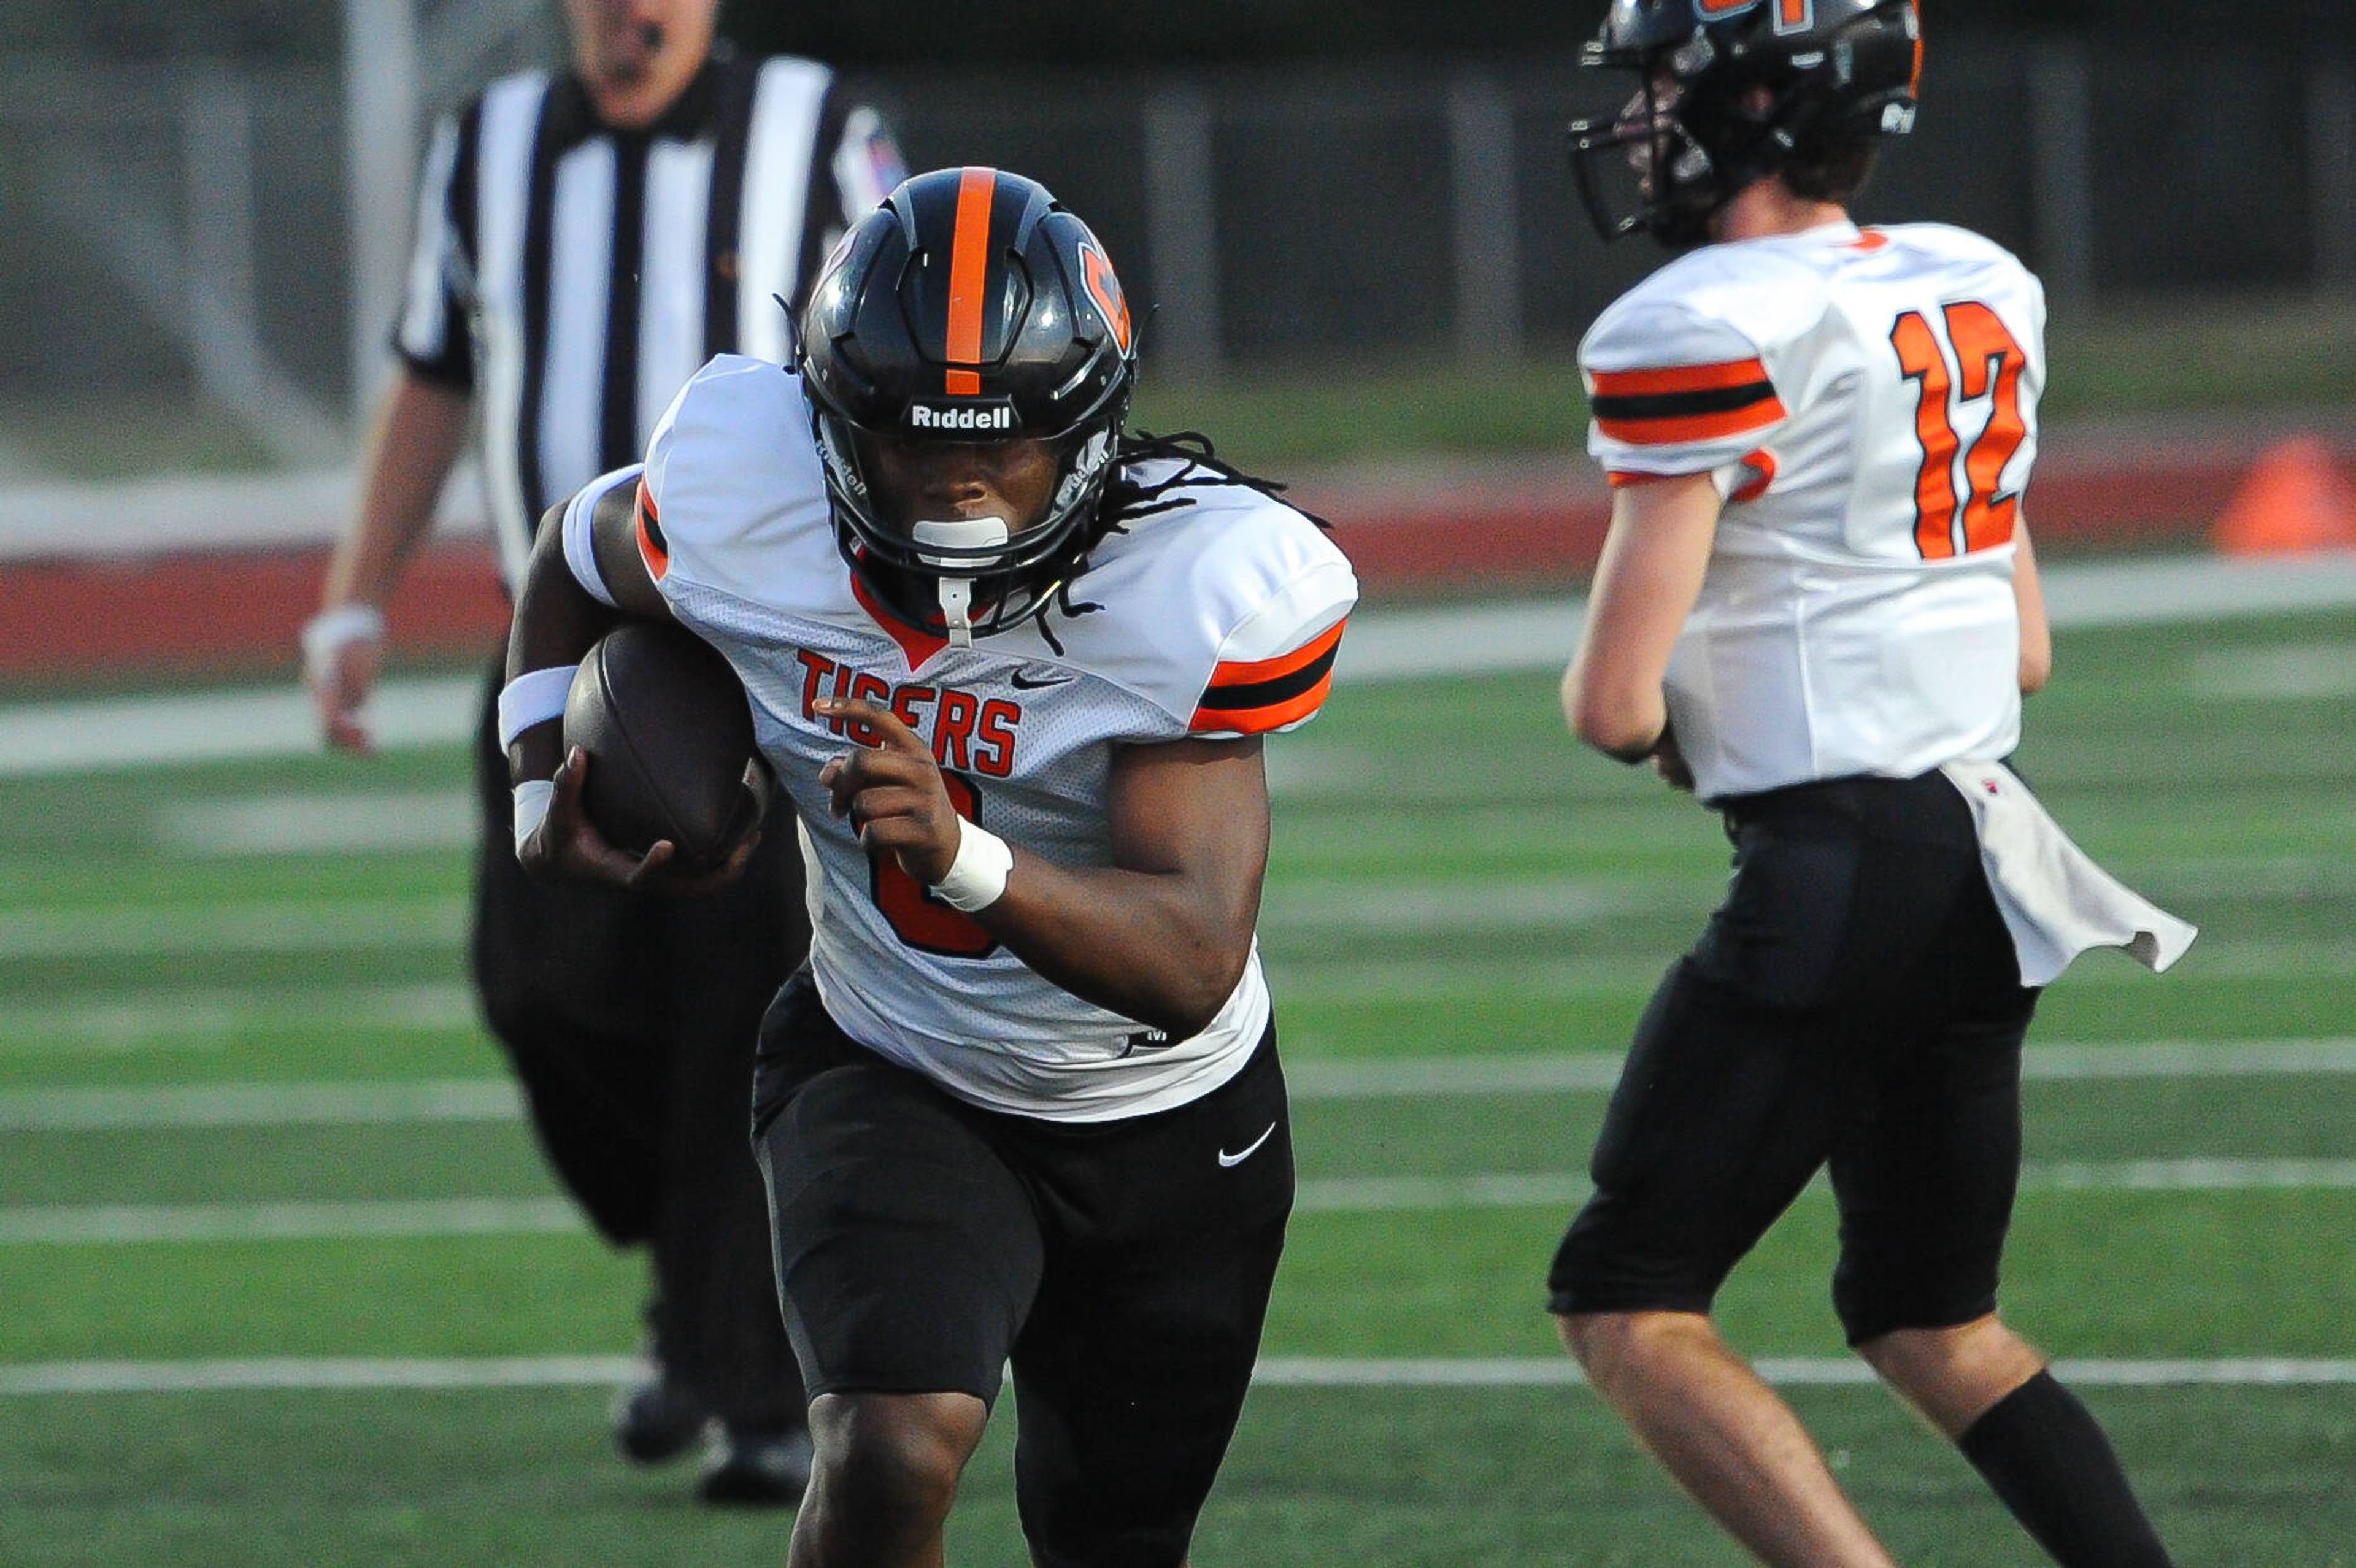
[815,697,961,886]
[521,745,760,893]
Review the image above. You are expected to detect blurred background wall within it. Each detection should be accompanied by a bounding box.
[4,0,2352,478]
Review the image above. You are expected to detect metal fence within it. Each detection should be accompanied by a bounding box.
[3,20,2352,472]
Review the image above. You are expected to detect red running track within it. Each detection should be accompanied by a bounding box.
[0,459,2248,682]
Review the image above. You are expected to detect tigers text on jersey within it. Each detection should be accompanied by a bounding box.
[586,355,1357,1122]
[1582,220,2047,802]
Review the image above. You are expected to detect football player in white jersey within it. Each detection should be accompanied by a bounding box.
[499,168,1355,1567]
[1547,5,2187,1566]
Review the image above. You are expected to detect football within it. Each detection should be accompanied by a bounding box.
[562,620,772,870]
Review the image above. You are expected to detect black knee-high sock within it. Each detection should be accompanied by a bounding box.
[1957,1370,2174,1568]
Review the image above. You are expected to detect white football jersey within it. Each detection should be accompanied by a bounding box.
[1582,220,2047,802]
[582,355,1357,1122]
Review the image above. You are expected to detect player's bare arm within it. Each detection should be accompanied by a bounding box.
[1564,471,1721,764]
[306,369,471,753]
[2013,521,2052,694]
[818,697,1267,1039]
[504,480,741,892]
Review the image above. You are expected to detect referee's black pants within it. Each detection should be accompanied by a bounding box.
[467,655,809,1431]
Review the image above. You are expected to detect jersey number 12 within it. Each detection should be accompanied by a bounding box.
[1890,302,2029,560]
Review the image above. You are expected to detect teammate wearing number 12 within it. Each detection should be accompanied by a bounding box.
[1547,4,2188,1566]
[504,167,1355,1566]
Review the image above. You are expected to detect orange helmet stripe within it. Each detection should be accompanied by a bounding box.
[944,167,998,396]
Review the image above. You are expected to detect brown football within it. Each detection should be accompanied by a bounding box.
[562,620,771,870]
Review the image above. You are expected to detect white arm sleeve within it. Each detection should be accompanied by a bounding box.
[560,464,643,609]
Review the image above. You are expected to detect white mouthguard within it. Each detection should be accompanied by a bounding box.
[910,517,1011,648]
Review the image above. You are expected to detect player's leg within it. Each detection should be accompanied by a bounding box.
[1836,837,2177,1568]
[1003,1032,1293,1568]
[1555,1311,1894,1568]
[1549,957,1895,1568]
[1552,778,2011,1567]
[752,973,1043,1566]
[793,1391,989,1568]
[647,827,813,1501]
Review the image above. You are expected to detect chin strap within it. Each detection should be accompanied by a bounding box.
[910,517,1011,649]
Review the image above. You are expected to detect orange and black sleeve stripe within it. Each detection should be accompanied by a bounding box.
[635,478,669,581]
[1590,359,1786,447]
[1190,620,1347,734]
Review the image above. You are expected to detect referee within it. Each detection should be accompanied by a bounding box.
[302,0,902,1506]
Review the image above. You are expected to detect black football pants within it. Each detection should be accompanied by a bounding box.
[1549,769,2039,1344]
[468,654,809,1430]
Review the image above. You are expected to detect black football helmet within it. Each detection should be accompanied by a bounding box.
[1569,0,1922,249]
[796,166,1139,644]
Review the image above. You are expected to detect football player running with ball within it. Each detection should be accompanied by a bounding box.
[1547,4,2193,1566]
[501,167,1355,1567]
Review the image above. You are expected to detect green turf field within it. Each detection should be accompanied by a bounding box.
[5,607,2355,1565]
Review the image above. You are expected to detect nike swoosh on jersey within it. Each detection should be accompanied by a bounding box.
[1218,1121,1278,1168]
[1009,667,1077,690]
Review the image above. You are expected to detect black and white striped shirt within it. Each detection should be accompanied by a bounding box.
[394,48,903,589]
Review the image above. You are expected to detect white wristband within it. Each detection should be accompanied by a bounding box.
[928,817,1013,912]
[300,604,385,681]
[497,664,579,748]
[512,780,556,857]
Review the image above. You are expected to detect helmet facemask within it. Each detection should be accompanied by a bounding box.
[810,404,1126,647]
[1570,55,1737,250]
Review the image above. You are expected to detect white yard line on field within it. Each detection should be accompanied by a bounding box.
[2042,554,2356,629]
[0,675,479,777]
[1292,1160,2356,1213]
[1288,1036,2356,1099]
[0,1197,580,1245]
[0,1356,644,1396]
[0,984,477,1056]
[1250,1357,2356,1390]
[10,1158,2356,1244]
[156,791,475,856]
[0,1078,522,1131]
[0,900,464,958]
[6,555,2354,778]
[8,1038,2355,1131]
[2,1354,2352,1397]
[1328,553,2356,683]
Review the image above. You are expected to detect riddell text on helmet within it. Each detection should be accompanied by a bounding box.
[907,402,1018,431]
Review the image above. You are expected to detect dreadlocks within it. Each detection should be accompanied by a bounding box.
[1024,430,1331,657]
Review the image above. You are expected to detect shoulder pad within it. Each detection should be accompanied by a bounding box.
[641,356,832,603]
[1054,477,1358,734]
[1581,278,1795,477]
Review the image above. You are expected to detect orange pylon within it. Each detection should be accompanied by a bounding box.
[2211,436,2356,556]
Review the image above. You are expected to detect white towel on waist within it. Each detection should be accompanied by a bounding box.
[1939,760,2198,988]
